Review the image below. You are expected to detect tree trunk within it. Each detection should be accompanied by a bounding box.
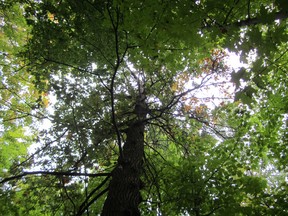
[101,98,147,216]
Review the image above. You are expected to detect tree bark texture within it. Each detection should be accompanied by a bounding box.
[101,99,146,215]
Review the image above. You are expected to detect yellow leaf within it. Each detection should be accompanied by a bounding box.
[184,105,192,112]
[42,97,50,108]
[47,12,58,24]
[171,82,178,92]
[66,132,73,140]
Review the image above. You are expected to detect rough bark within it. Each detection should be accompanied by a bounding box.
[101,98,147,216]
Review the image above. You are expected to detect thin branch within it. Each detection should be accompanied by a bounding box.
[147,76,210,122]
[199,144,237,196]
[188,115,227,140]
[77,176,110,215]
[76,187,109,216]
[1,114,31,122]
[107,4,125,160]
[247,0,251,20]
[203,9,288,30]
[144,141,167,162]
[15,129,69,169]
[257,48,288,76]
[77,37,114,68]
[0,171,111,184]
[203,205,224,216]
[41,56,88,73]
[0,82,48,120]
[62,182,77,214]
[84,0,105,15]
[234,9,288,27]
[223,0,240,25]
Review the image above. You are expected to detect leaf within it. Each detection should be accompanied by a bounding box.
[171,82,178,92]
[252,76,265,89]
[231,67,249,88]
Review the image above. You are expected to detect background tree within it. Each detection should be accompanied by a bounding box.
[0,0,287,215]
[0,2,48,214]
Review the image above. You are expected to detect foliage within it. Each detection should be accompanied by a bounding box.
[0,0,287,215]
[0,2,47,214]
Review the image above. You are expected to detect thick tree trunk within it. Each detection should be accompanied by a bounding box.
[101,98,147,216]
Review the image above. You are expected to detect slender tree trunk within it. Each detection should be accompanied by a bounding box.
[101,98,147,216]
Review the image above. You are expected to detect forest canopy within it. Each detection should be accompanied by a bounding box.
[0,0,288,215]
